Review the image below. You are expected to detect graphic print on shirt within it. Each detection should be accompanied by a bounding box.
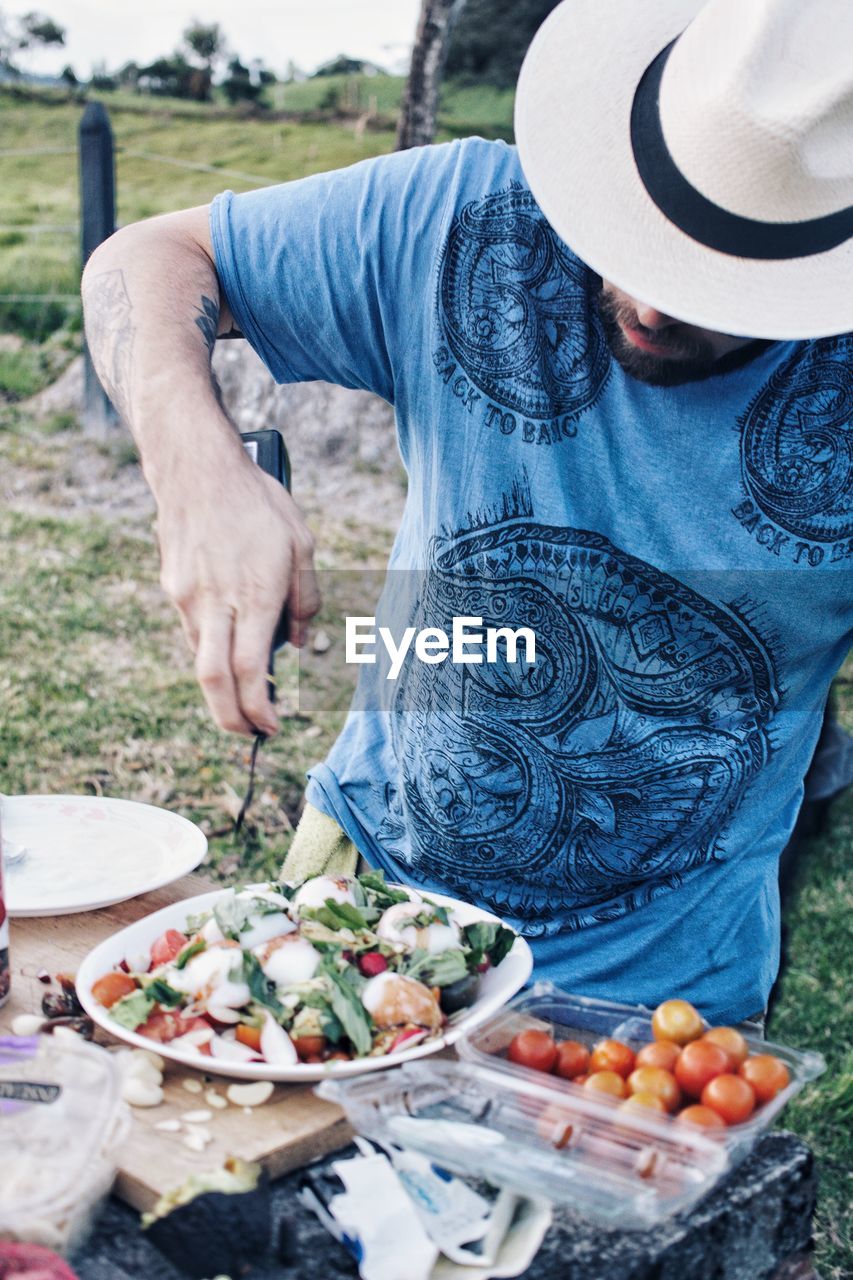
[731,334,853,568]
[434,186,611,447]
[378,497,781,934]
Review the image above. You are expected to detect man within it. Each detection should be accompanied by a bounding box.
[81,0,853,1024]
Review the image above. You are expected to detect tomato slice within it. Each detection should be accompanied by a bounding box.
[235,1023,263,1052]
[150,929,190,968]
[92,971,138,1008]
[139,1011,210,1043]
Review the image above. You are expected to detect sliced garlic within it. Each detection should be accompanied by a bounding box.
[122,1077,164,1108]
[226,1080,275,1108]
[11,1014,45,1036]
[205,1089,228,1110]
[181,1078,204,1094]
[181,1109,213,1124]
[183,1127,213,1152]
[154,1119,182,1133]
[133,1049,165,1073]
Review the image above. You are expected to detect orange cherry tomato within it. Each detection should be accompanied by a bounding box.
[701,1073,756,1124]
[701,1026,749,1068]
[507,1029,558,1073]
[651,999,704,1046]
[583,1070,628,1099]
[620,1091,667,1114]
[674,1040,730,1098]
[553,1039,591,1080]
[677,1104,727,1129]
[235,1023,262,1051]
[635,1040,681,1072]
[589,1038,635,1079]
[293,1035,328,1061]
[739,1054,790,1104]
[150,929,190,968]
[535,1103,577,1148]
[92,971,138,1008]
[627,1066,681,1112]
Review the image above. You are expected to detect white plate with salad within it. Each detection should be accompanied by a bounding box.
[76,871,534,1081]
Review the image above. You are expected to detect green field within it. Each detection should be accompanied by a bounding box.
[0,83,850,1277]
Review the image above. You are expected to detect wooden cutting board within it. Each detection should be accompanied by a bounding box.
[0,873,353,1211]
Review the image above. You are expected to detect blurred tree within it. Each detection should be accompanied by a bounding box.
[397,0,465,150]
[222,55,262,105]
[0,7,65,74]
[445,0,560,87]
[182,21,225,101]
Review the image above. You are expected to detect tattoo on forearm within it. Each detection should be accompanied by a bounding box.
[81,268,134,421]
[195,295,219,356]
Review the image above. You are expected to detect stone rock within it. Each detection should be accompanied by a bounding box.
[70,1132,816,1280]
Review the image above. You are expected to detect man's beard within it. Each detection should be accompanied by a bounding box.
[596,285,725,387]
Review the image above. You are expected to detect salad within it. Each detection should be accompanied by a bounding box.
[91,872,517,1066]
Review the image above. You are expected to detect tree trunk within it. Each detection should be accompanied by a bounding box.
[396,0,465,150]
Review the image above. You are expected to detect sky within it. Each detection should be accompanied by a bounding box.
[5,0,424,79]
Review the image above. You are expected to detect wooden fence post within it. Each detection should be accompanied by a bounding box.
[79,101,116,429]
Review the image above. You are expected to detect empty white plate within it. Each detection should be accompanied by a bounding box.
[2,795,207,917]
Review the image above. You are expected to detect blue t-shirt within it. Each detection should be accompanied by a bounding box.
[211,138,853,1024]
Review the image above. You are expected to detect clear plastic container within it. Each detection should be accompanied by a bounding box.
[318,1058,731,1229]
[0,1033,130,1254]
[456,982,826,1161]
[318,983,826,1230]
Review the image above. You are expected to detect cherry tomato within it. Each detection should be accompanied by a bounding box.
[583,1070,628,1099]
[702,1026,749,1068]
[573,1073,589,1085]
[635,1040,681,1072]
[589,1038,635,1079]
[626,1066,681,1112]
[651,999,704,1045]
[150,929,189,968]
[358,952,388,977]
[293,1035,328,1061]
[535,1103,576,1148]
[235,1023,262,1051]
[701,1073,756,1124]
[677,1104,727,1129]
[739,1054,790,1103]
[139,1011,210,1043]
[674,1040,730,1098]
[554,1040,591,1080]
[620,1091,667,1114]
[507,1029,558,1073]
[92,971,137,1008]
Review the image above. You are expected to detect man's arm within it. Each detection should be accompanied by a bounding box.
[81,205,320,736]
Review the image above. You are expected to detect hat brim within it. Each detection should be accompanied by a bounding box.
[514,0,853,340]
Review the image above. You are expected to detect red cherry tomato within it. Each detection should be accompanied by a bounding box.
[293,1035,328,1061]
[651,999,704,1045]
[139,1011,209,1043]
[701,1073,756,1124]
[507,1029,558,1073]
[674,1040,730,1098]
[150,929,189,967]
[635,1040,681,1072]
[553,1040,591,1079]
[702,1026,749,1068]
[91,971,138,1008]
[677,1104,727,1129]
[739,1054,790,1103]
[583,1070,628,1099]
[626,1066,681,1112]
[589,1038,635,1079]
[358,952,389,977]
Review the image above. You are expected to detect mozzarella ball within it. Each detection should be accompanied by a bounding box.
[376,901,461,954]
[361,972,442,1030]
[255,935,321,988]
[292,875,357,912]
[167,945,250,1009]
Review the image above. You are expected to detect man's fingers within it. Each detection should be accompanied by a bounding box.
[288,537,321,648]
[195,609,254,735]
[232,614,280,737]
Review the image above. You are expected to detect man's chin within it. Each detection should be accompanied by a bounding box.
[608,335,718,386]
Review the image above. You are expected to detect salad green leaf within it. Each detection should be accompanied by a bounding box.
[321,963,374,1057]
[302,900,371,933]
[358,871,411,909]
[462,921,516,968]
[145,978,183,1008]
[240,952,286,1019]
[405,948,469,988]
[110,990,155,1031]
[174,938,206,970]
[213,892,286,940]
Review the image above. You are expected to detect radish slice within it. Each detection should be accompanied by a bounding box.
[210,1035,262,1063]
[206,1002,242,1024]
[170,1027,214,1053]
[260,1012,298,1066]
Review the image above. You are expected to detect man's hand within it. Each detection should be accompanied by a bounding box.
[80,203,321,736]
[157,459,320,736]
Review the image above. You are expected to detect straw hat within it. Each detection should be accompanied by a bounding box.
[514,0,853,338]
